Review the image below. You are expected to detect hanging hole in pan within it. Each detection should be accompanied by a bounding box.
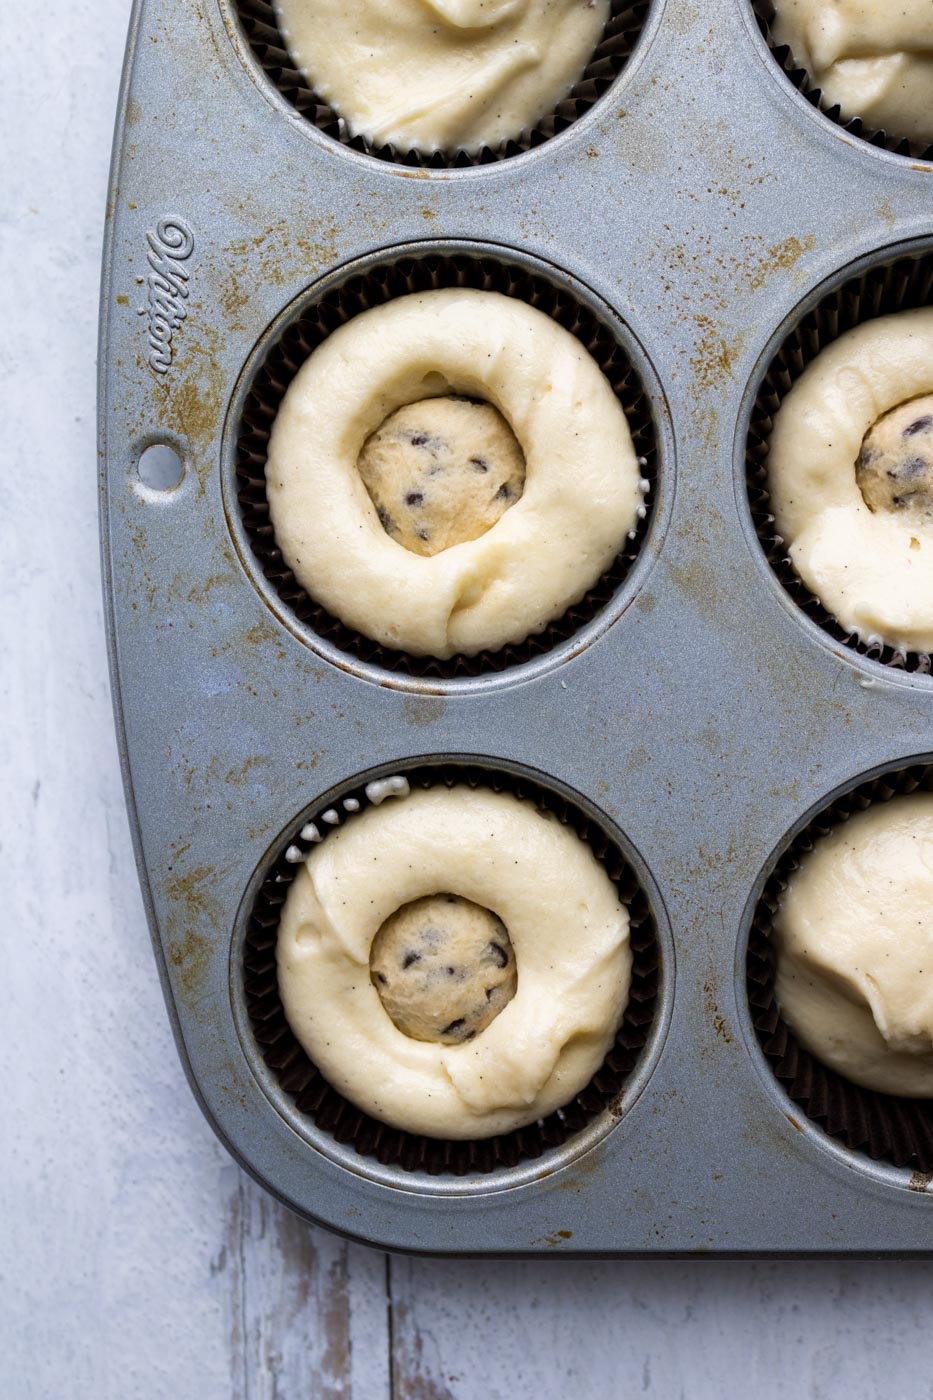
[136,442,186,494]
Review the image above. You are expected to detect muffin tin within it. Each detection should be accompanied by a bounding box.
[99,0,933,1254]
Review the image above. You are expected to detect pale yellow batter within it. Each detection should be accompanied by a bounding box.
[357,396,526,557]
[774,793,933,1098]
[370,893,517,1043]
[272,0,609,153]
[772,0,933,144]
[266,288,641,659]
[768,308,933,654]
[277,786,632,1139]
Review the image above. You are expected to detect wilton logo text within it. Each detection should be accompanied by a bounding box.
[139,217,195,374]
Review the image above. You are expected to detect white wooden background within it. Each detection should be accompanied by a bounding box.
[3,4,933,1397]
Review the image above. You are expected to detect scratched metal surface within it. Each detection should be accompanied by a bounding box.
[99,0,933,1254]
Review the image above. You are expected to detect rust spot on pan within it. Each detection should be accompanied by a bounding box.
[703,981,734,1044]
[532,1229,574,1248]
[162,863,225,1001]
[168,927,212,1000]
[402,696,448,726]
[743,235,815,293]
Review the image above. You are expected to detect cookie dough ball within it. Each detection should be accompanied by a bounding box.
[774,793,933,1098]
[772,0,933,145]
[357,397,526,557]
[857,396,933,518]
[370,893,517,1043]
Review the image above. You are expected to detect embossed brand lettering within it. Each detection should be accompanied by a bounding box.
[139,217,195,374]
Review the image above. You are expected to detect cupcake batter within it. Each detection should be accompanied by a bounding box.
[774,793,933,1097]
[357,396,526,557]
[768,307,933,654]
[277,785,632,1138]
[772,0,933,145]
[266,288,641,659]
[370,893,517,1042]
[271,0,609,153]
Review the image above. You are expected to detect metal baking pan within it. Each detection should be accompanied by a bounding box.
[98,0,933,1254]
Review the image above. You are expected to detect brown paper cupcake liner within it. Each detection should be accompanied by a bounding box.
[747,762,933,1172]
[233,0,650,166]
[751,1,933,163]
[242,761,661,1176]
[235,246,658,680]
[746,248,933,675]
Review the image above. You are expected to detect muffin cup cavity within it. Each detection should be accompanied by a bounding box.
[231,0,650,166]
[751,1,933,163]
[234,246,660,681]
[242,761,661,1177]
[746,247,933,675]
[747,762,933,1174]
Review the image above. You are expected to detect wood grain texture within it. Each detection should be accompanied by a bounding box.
[228,1179,389,1399]
[3,4,933,1400]
[389,1257,933,1400]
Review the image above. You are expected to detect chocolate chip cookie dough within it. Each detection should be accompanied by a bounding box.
[774,793,933,1097]
[370,893,517,1043]
[767,307,933,654]
[271,0,609,154]
[266,288,642,659]
[276,785,632,1139]
[357,396,526,557]
[772,0,933,145]
[856,396,933,518]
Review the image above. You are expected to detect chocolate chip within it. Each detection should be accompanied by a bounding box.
[470,456,489,473]
[405,491,424,507]
[445,966,455,977]
[374,972,388,985]
[903,416,933,438]
[402,950,421,969]
[377,507,396,532]
[410,433,430,448]
[487,941,508,967]
[901,457,929,480]
[495,483,512,501]
[416,527,430,541]
[441,1018,466,1037]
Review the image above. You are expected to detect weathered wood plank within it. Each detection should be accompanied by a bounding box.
[389,1257,933,1399]
[231,1179,390,1400]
